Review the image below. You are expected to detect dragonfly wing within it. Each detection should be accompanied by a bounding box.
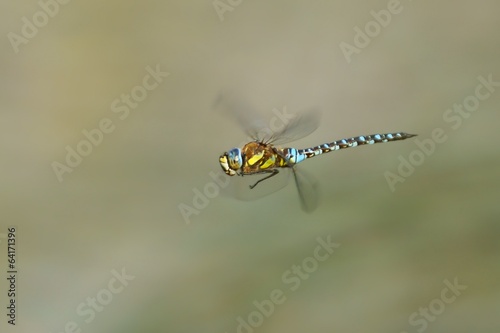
[291,166,319,212]
[213,94,268,142]
[266,108,321,145]
[214,93,321,145]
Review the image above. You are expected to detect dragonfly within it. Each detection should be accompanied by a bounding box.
[217,98,416,212]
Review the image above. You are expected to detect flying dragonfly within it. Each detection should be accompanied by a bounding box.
[217,97,416,212]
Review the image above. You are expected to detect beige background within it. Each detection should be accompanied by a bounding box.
[1,0,499,332]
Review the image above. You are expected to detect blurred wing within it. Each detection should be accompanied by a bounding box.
[222,168,292,201]
[213,94,269,142]
[292,166,319,212]
[265,108,321,145]
[214,94,321,145]
[220,166,318,211]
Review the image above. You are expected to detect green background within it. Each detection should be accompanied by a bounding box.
[1,0,499,332]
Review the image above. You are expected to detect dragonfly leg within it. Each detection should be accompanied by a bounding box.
[249,169,279,189]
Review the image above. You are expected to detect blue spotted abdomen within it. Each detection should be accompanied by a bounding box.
[281,132,416,165]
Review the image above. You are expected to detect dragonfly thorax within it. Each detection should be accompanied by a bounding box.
[219,148,243,176]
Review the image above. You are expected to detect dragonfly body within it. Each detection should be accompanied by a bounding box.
[216,98,416,211]
[220,132,416,183]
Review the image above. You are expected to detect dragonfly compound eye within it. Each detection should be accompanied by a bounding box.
[219,148,242,176]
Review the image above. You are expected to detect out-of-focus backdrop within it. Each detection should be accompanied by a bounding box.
[1,1,499,332]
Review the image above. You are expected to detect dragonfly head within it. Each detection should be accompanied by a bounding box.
[219,148,243,176]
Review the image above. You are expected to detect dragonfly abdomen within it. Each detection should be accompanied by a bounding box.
[288,132,416,163]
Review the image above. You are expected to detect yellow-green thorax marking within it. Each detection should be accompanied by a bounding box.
[219,141,287,177]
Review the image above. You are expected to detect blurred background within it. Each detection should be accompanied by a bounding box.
[1,0,499,332]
